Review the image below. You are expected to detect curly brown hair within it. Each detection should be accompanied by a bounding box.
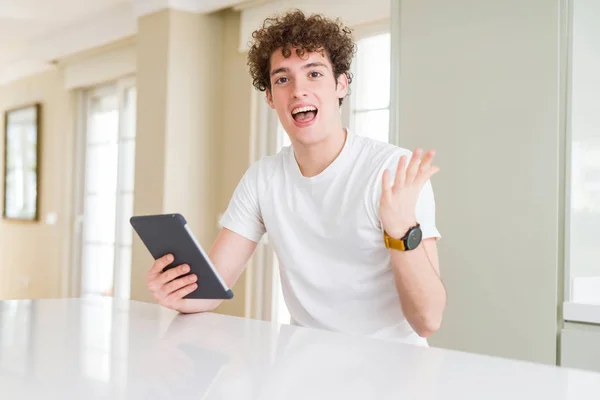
[247,9,356,106]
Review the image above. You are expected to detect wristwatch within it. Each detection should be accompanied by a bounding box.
[384,223,422,251]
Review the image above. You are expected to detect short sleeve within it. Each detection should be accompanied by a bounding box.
[414,180,441,240]
[374,151,441,241]
[219,161,266,243]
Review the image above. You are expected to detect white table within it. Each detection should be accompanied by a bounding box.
[1,298,599,399]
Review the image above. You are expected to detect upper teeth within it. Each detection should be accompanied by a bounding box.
[292,106,317,115]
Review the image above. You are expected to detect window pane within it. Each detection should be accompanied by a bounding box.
[353,110,389,143]
[4,168,37,220]
[569,142,600,304]
[568,0,600,306]
[85,143,118,194]
[88,95,119,145]
[81,244,115,296]
[119,140,136,192]
[83,195,117,244]
[117,193,134,246]
[79,83,137,303]
[354,33,391,110]
[122,87,137,139]
[6,123,36,169]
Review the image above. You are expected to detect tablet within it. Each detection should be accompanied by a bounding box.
[130,213,234,300]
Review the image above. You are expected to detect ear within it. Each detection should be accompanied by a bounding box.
[265,88,275,109]
[335,73,349,99]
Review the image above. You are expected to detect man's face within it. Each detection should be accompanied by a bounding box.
[266,47,348,147]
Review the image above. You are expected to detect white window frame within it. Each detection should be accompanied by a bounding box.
[348,21,392,143]
[561,0,600,326]
[69,75,136,299]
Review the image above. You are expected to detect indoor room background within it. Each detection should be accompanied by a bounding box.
[0,0,598,375]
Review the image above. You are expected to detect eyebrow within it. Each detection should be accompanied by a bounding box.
[270,62,329,77]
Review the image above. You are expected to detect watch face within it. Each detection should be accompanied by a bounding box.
[406,227,423,250]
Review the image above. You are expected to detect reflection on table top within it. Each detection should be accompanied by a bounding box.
[0,297,599,399]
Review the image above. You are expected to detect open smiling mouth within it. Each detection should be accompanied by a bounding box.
[291,106,318,124]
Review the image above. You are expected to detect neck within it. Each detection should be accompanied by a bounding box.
[293,126,347,177]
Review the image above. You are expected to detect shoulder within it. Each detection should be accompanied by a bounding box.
[243,146,289,187]
[351,134,412,174]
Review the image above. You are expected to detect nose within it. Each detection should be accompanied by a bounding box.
[291,79,308,99]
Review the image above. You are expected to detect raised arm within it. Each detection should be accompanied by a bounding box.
[379,149,446,337]
[146,228,258,314]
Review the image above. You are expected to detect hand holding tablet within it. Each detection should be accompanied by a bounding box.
[145,253,201,309]
[130,214,234,311]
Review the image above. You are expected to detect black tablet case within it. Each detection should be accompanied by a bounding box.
[130,213,234,299]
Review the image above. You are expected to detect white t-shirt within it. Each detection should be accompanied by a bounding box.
[219,129,441,346]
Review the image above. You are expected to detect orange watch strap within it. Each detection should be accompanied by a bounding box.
[383,230,406,251]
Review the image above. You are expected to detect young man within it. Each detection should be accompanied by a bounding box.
[146,10,446,346]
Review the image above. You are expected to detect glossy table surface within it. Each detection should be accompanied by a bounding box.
[1,298,599,399]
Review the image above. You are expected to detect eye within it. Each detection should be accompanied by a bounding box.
[275,76,289,85]
[309,71,323,79]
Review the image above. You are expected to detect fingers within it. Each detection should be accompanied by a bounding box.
[383,148,439,204]
[163,282,199,308]
[419,150,435,170]
[157,263,190,287]
[417,150,440,184]
[405,148,423,184]
[393,155,408,190]
[163,274,198,297]
[147,254,174,280]
[146,253,198,308]
[151,274,197,305]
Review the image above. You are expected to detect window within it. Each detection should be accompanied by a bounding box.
[3,105,39,221]
[73,78,137,300]
[350,32,391,143]
[564,0,600,324]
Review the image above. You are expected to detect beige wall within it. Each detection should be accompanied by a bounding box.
[0,69,75,299]
[129,8,252,317]
[396,0,563,364]
[129,9,173,304]
[213,10,253,317]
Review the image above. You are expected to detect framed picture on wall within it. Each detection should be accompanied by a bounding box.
[2,103,41,221]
